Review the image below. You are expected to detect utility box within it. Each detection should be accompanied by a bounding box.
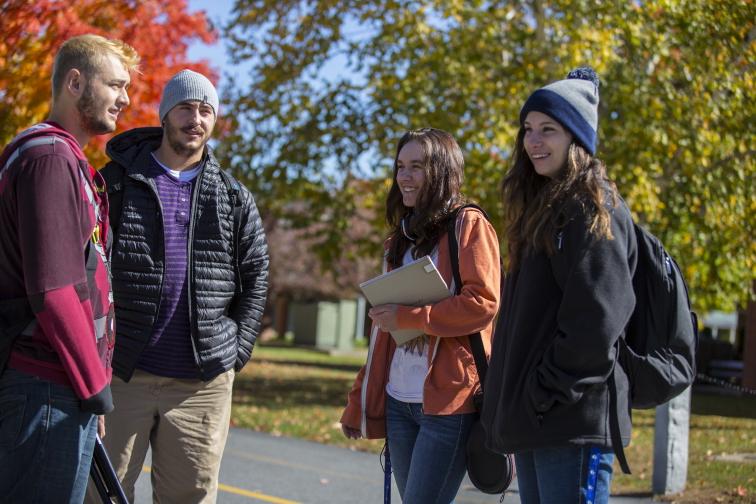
[288,299,358,351]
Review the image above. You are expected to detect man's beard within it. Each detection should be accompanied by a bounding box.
[77,83,114,135]
[164,120,207,158]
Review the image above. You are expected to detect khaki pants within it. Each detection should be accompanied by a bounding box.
[87,369,234,504]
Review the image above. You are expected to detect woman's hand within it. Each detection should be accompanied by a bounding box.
[342,424,362,439]
[368,304,399,332]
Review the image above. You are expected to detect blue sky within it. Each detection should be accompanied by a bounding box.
[187,0,236,86]
[185,0,377,177]
[186,0,363,90]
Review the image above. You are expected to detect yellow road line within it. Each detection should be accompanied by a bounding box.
[141,465,300,504]
[218,483,300,504]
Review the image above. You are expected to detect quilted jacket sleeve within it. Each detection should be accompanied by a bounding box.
[230,187,270,371]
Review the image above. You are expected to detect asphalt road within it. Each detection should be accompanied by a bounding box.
[132,428,655,503]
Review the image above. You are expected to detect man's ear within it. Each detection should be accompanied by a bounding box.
[64,69,85,98]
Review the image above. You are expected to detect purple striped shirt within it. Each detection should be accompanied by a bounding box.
[136,157,200,378]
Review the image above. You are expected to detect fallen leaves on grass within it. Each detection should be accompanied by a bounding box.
[234,347,756,502]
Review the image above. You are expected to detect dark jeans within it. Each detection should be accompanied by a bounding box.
[386,394,474,503]
[515,445,615,504]
[0,368,97,503]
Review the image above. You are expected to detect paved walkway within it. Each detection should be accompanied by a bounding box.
[132,428,656,503]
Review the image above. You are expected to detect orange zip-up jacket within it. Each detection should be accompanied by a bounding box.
[340,207,501,439]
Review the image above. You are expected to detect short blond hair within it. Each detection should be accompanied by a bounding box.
[52,34,140,97]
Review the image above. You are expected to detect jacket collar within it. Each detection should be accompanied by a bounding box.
[105,127,221,181]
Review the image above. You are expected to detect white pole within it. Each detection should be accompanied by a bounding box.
[652,387,692,494]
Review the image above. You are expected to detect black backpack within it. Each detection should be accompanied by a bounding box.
[606,221,698,474]
[553,208,698,474]
[620,223,699,409]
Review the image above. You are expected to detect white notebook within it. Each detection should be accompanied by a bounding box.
[359,255,451,345]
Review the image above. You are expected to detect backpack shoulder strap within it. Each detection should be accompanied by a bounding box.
[218,169,243,294]
[446,204,489,289]
[1,133,73,183]
[446,204,490,389]
[609,373,632,474]
[218,168,242,197]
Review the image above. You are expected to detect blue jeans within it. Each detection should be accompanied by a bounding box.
[0,368,97,503]
[515,445,614,504]
[386,394,474,504]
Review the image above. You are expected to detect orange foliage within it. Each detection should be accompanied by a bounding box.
[0,0,218,166]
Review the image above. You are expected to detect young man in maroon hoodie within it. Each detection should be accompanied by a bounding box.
[0,34,139,503]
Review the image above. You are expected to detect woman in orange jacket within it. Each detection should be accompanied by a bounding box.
[340,127,501,503]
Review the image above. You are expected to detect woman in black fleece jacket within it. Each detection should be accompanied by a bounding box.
[481,68,637,504]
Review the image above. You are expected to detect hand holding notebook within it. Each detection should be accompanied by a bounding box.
[359,255,451,345]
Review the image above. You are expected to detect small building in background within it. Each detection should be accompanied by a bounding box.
[263,182,381,352]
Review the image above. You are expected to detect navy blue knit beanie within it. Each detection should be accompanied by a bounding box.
[519,67,600,154]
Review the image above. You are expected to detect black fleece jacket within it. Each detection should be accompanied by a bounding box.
[481,196,637,453]
[101,128,269,382]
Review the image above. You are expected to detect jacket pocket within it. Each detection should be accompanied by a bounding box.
[536,383,609,441]
[432,339,472,388]
[216,315,239,339]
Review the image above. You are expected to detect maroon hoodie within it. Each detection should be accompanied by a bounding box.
[0,122,115,413]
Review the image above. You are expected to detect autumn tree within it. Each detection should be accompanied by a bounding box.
[221,0,754,313]
[0,0,217,166]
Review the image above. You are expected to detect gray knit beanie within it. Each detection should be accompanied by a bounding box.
[159,69,219,122]
[519,67,600,154]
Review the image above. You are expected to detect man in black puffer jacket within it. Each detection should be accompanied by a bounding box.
[86,70,269,504]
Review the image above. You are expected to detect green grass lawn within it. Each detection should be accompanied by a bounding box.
[233,344,756,503]
[613,396,756,503]
[232,345,378,452]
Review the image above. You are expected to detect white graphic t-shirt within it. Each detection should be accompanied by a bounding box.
[385,247,437,403]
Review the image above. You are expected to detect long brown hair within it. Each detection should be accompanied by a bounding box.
[386,128,465,268]
[501,127,618,270]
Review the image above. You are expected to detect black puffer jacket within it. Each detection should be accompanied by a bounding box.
[101,128,269,382]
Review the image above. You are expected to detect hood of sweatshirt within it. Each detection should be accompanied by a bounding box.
[106,127,163,169]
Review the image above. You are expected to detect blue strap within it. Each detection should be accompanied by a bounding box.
[383,442,391,504]
[584,446,601,504]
